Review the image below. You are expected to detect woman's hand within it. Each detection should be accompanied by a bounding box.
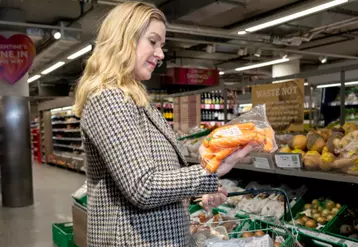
[200,187,228,211]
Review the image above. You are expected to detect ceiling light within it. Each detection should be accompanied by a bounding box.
[238,31,247,35]
[245,0,348,33]
[279,52,288,59]
[319,56,328,63]
[235,58,290,72]
[27,75,41,83]
[316,81,358,88]
[206,44,216,53]
[67,45,93,60]
[254,49,261,57]
[304,83,309,86]
[238,47,248,56]
[345,81,358,86]
[219,71,225,75]
[317,83,341,88]
[53,31,61,40]
[41,61,65,75]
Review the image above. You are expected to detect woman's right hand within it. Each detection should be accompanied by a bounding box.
[200,187,228,211]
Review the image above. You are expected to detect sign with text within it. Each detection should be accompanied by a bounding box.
[0,34,36,84]
[252,79,304,132]
[166,68,219,86]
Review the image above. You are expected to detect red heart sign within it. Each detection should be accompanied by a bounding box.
[0,34,36,84]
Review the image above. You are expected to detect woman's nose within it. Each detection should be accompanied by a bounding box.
[155,47,165,60]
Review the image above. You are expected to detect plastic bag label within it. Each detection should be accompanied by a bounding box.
[213,125,242,138]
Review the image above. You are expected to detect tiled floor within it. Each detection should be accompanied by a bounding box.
[0,163,86,247]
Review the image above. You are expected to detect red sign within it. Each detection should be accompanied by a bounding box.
[166,68,219,86]
[0,34,36,84]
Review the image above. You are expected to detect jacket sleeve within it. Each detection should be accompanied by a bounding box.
[83,89,219,209]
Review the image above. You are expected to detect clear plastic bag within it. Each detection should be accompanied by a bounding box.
[199,104,277,174]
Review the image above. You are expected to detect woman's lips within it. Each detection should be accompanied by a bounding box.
[147,61,156,69]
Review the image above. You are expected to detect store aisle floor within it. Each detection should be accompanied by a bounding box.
[0,163,86,247]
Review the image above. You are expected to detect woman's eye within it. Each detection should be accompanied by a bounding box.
[150,40,156,46]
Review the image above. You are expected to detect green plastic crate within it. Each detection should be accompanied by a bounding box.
[232,219,294,246]
[74,194,87,208]
[282,197,347,233]
[324,206,358,243]
[52,222,76,247]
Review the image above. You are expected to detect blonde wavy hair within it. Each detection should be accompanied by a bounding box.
[73,1,166,117]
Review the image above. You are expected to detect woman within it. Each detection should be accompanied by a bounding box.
[73,2,237,246]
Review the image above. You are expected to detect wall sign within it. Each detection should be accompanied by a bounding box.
[251,79,305,132]
[166,68,219,86]
[0,34,36,84]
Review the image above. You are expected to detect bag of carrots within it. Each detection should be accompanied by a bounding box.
[199,104,277,174]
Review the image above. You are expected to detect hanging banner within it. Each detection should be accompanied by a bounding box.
[0,34,36,84]
[166,68,219,86]
[251,79,305,132]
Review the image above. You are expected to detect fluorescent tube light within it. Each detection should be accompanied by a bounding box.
[246,0,348,32]
[317,83,341,88]
[317,81,358,88]
[27,75,41,83]
[238,31,247,35]
[41,61,65,75]
[345,81,358,86]
[240,103,252,107]
[219,71,225,75]
[304,83,309,86]
[235,58,290,72]
[67,44,92,60]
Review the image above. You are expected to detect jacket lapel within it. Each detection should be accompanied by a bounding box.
[143,104,188,167]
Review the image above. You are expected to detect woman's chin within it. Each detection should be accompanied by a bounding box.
[141,72,152,81]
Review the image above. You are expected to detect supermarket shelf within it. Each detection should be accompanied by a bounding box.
[234,164,358,184]
[52,120,80,125]
[53,152,84,161]
[185,156,358,184]
[53,137,82,141]
[52,114,76,118]
[53,144,83,150]
[53,129,81,133]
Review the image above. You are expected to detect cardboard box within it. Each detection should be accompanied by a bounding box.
[72,204,88,247]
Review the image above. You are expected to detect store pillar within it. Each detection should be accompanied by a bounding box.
[0,8,34,207]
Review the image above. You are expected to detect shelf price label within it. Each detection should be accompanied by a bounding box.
[253,157,272,169]
[274,154,302,168]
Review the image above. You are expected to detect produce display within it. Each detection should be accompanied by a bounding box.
[200,105,277,173]
[325,206,358,242]
[278,122,358,174]
[292,198,343,230]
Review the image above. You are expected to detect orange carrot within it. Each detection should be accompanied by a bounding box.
[205,157,221,173]
[215,148,236,160]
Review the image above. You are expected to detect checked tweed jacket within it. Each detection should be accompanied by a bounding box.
[81,89,219,247]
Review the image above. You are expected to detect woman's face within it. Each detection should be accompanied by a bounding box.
[134,19,166,81]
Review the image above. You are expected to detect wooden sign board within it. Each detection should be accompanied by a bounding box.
[252,79,304,132]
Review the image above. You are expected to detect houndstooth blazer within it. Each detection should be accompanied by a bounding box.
[81,88,219,247]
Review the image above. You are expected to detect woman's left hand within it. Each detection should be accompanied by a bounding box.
[200,187,228,211]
